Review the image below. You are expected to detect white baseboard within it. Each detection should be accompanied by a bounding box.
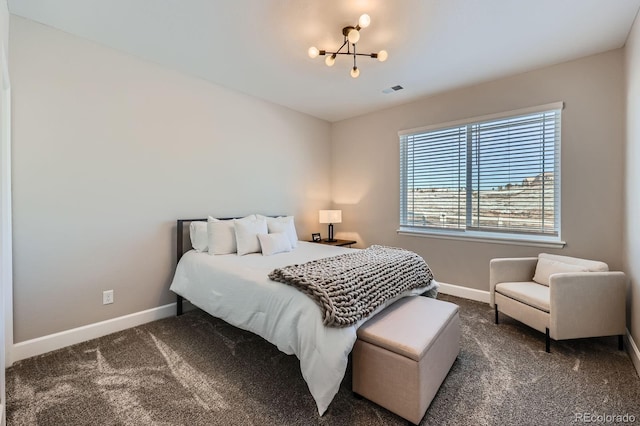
[1,402,4,426]
[437,281,490,303]
[11,303,177,364]
[627,329,640,378]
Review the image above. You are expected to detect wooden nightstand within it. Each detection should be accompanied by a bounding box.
[310,239,357,248]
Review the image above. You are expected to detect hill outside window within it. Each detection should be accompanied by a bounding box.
[399,102,564,247]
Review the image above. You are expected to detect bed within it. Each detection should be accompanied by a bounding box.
[169,218,437,415]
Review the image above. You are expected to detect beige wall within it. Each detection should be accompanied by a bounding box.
[625,14,640,367]
[332,50,625,291]
[10,17,331,342]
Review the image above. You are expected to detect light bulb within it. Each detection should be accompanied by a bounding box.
[358,14,371,28]
[377,50,388,62]
[308,46,319,59]
[350,67,360,78]
[347,29,360,44]
[325,54,336,67]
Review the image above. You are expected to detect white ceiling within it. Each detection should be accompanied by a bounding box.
[9,0,640,122]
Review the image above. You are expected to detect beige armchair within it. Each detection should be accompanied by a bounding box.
[490,253,626,352]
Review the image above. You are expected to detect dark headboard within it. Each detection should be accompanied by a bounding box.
[174,217,227,316]
[176,218,206,264]
[176,215,285,264]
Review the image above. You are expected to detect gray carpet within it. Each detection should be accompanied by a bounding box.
[6,295,640,425]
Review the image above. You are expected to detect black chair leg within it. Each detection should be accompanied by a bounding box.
[495,304,499,324]
[545,328,550,353]
[619,335,624,351]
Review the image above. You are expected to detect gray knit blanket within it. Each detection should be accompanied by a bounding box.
[268,245,434,327]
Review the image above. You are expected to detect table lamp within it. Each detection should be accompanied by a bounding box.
[319,210,342,242]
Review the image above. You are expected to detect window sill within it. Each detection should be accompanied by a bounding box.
[397,228,566,249]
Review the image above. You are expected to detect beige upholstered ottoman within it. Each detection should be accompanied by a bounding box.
[352,296,460,425]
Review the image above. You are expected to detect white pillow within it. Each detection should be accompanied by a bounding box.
[234,217,268,256]
[258,232,292,256]
[207,217,236,255]
[189,221,208,252]
[264,216,298,248]
[207,215,257,255]
[532,257,588,286]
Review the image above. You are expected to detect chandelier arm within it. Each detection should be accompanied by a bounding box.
[353,44,357,68]
[336,39,348,55]
[322,52,377,57]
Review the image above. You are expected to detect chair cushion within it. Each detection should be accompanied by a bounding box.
[538,253,609,272]
[494,281,550,313]
[532,258,589,286]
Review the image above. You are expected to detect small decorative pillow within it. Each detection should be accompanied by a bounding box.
[207,217,236,255]
[267,216,299,248]
[235,217,268,256]
[189,221,208,252]
[258,232,292,256]
[533,257,588,286]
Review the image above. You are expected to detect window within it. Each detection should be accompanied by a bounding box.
[399,102,562,245]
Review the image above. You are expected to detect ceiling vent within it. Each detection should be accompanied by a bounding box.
[382,85,403,94]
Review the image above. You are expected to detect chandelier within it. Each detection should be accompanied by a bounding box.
[308,14,388,78]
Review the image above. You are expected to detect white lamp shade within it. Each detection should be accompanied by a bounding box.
[358,14,371,28]
[347,29,360,44]
[325,55,336,66]
[319,210,342,224]
[308,46,319,58]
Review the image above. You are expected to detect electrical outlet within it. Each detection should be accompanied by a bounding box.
[103,290,114,305]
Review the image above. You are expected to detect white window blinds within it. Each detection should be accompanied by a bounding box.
[400,104,561,238]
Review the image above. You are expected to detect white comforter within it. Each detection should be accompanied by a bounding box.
[169,242,436,415]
